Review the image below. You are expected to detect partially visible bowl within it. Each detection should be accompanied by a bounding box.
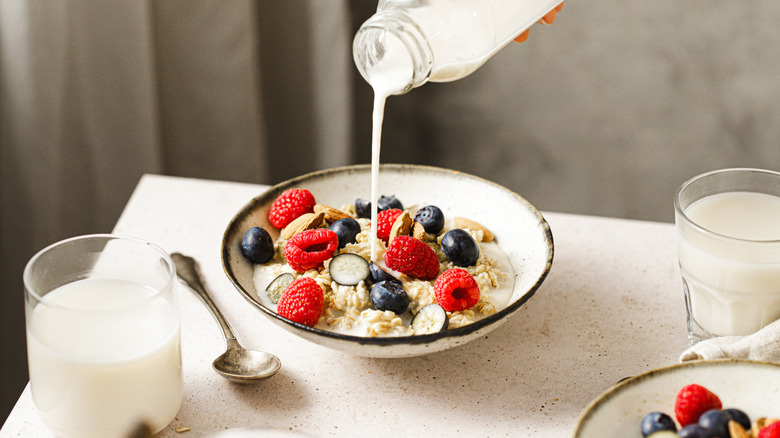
[221,164,553,358]
[574,359,780,437]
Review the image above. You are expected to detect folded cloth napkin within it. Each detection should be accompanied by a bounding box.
[680,318,780,363]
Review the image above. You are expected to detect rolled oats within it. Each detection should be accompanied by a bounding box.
[254,206,512,337]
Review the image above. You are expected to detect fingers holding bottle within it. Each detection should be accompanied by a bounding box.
[514,1,564,43]
[541,2,564,25]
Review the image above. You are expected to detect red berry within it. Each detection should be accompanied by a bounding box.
[284,229,339,272]
[277,277,324,327]
[384,236,439,280]
[759,421,780,438]
[674,384,722,427]
[268,188,316,229]
[434,268,480,312]
[376,209,403,244]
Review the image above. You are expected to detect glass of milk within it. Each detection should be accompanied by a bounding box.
[23,234,183,438]
[674,168,780,345]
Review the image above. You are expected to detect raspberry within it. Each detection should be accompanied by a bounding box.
[434,268,480,312]
[277,277,324,327]
[376,209,403,244]
[759,421,780,438]
[268,188,316,229]
[284,229,339,272]
[384,235,439,280]
[674,384,722,427]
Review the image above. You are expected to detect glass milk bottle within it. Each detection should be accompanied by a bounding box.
[353,0,563,95]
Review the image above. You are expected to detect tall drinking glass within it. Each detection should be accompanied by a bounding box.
[24,234,183,438]
[674,168,780,344]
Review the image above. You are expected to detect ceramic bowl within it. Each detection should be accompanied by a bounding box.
[574,359,780,437]
[221,164,553,358]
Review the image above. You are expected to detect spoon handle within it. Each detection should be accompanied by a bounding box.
[171,253,237,343]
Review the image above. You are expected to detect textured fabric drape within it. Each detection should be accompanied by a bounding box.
[0,0,357,420]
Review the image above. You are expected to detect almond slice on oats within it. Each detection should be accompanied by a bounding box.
[453,217,494,242]
[755,418,780,436]
[314,204,351,223]
[412,222,428,241]
[388,211,412,244]
[728,420,750,438]
[281,212,325,240]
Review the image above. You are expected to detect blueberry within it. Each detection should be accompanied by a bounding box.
[410,303,449,334]
[355,198,371,218]
[441,229,479,266]
[368,262,395,284]
[678,424,715,438]
[241,227,274,264]
[641,412,677,437]
[329,218,361,248]
[723,408,750,431]
[369,280,409,315]
[265,273,294,304]
[698,409,729,437]
[377,195,403,211]
[328,253,369,286]
[414,205,445,234]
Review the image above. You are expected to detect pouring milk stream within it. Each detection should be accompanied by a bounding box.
[353,0,563,260]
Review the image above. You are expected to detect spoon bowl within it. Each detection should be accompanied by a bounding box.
[212,339,281,383]
[172,253,281,382]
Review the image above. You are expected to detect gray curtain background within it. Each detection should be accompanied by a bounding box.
[3,0,780,423]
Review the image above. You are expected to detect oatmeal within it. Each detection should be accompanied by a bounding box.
[244,190,515,337]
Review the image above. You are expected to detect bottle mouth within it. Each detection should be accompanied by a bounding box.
[353,10,433,95]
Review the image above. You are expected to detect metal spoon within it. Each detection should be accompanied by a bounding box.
[171,253,281,383]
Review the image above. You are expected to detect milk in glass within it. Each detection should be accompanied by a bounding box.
[26,278,182,438]
[679,191,780,336]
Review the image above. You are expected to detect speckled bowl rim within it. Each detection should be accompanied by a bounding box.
[572,359,780,437]
[221,163,554,348]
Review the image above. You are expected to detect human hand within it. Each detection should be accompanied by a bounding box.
[514,2,564,43]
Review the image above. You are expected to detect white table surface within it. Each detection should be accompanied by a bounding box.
[1,174,689,438]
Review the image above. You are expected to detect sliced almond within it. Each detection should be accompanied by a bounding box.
[281,212,325,240]
[454,217,494,242]
[729,420,750,438]
[388,211,412,244]
[754,417,780,436]
[755,418,766,434]
[314,204,351,223]
[412,222,428,241]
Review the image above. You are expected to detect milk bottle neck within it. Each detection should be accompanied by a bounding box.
[352,10,434,95]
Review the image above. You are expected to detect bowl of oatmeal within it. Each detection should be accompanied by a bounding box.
[574,359,780,437]
[221,164,553,358]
